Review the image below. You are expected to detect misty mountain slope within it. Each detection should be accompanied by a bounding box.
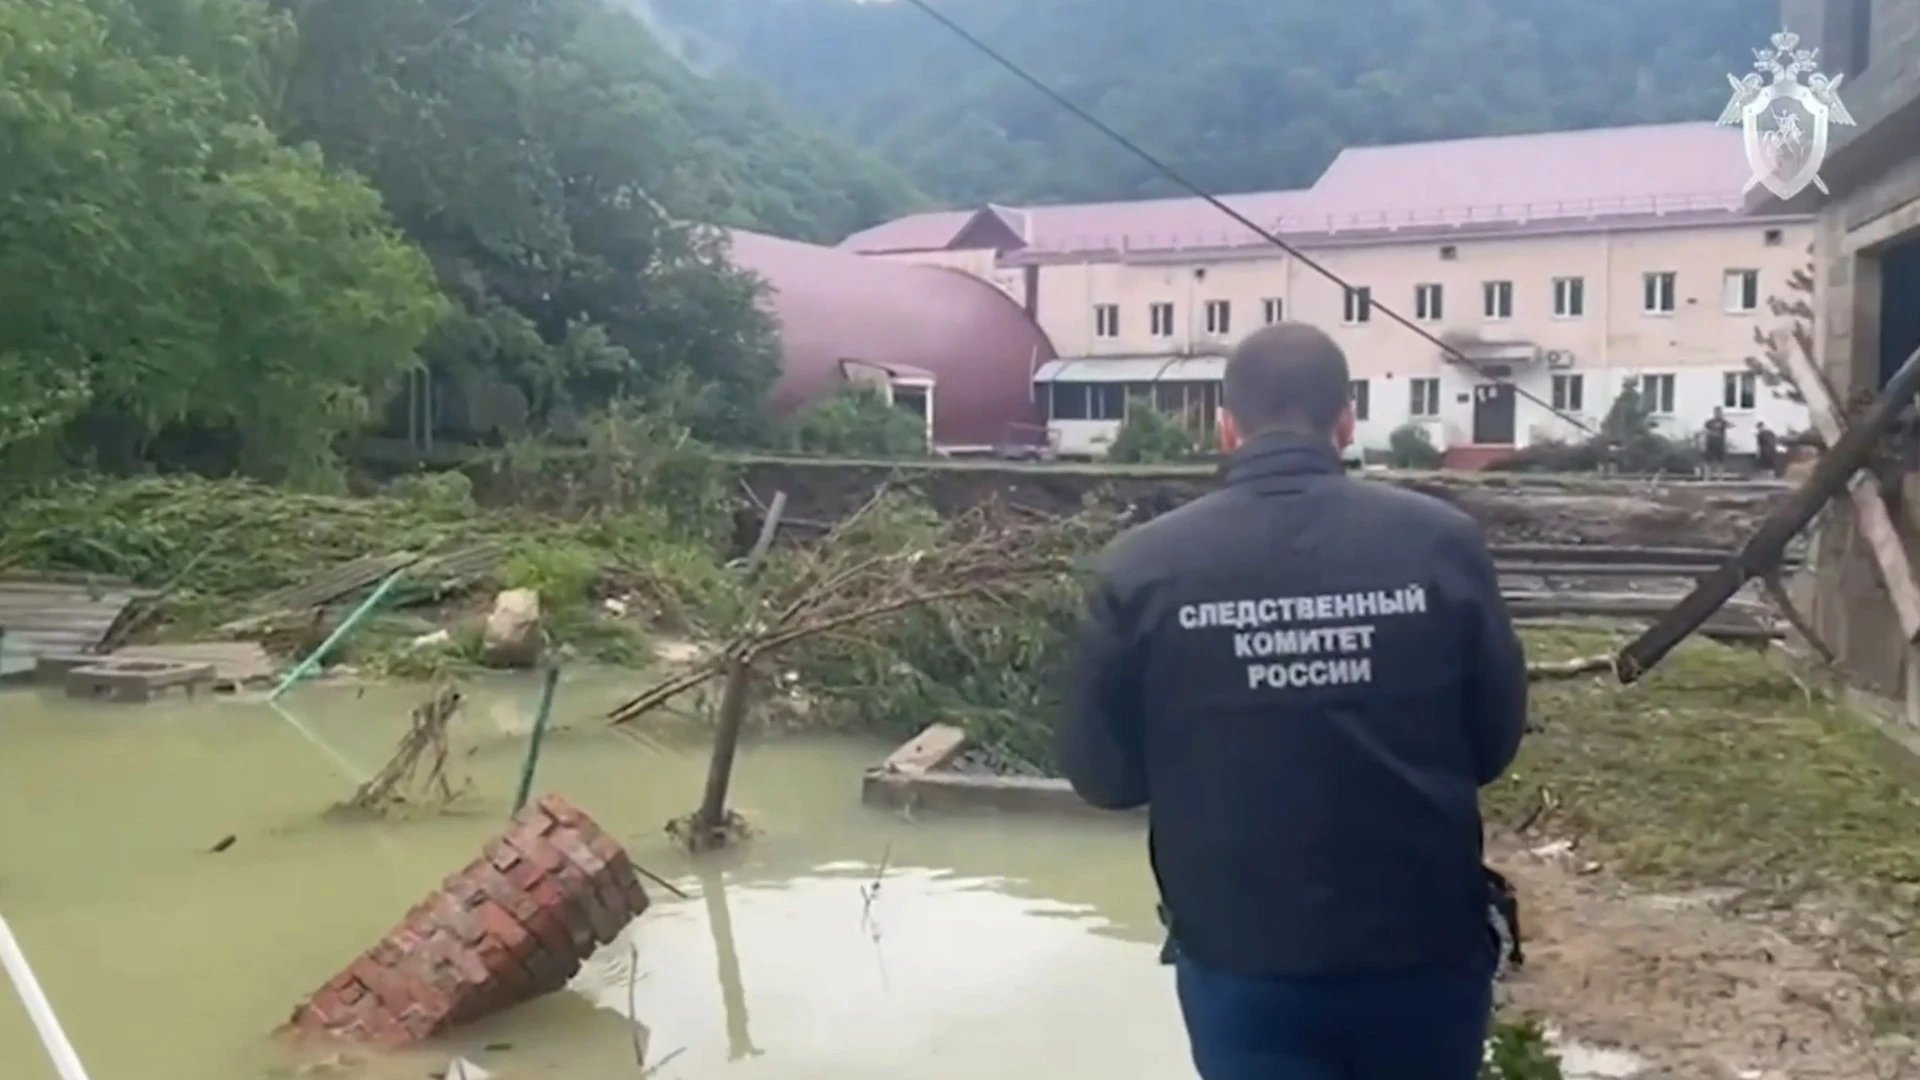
[650,0,1779,208]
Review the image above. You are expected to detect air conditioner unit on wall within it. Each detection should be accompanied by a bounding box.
[1542,349,1575,369]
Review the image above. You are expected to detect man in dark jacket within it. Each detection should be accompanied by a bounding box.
[1057,322,1528,1080]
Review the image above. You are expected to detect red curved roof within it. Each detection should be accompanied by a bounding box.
[725,229,1056,448]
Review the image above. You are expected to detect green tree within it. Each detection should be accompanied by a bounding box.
[0,0,443,484]
[1106,398,1210,463]
[268,0,926,443]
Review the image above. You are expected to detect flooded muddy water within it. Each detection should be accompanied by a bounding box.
[0,674,1187,1080]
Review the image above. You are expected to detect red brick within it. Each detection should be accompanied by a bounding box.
[280,801,646,1048]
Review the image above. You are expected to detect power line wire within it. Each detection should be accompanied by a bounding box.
[896,0,1596,436]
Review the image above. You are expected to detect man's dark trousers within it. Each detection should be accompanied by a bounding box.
[1175,952,1493,1079]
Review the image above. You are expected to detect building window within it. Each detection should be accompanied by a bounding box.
[1550,373,1584,413]
[1149,302,1174,338]
[1643,272,1677,314]
[1552,276,1585,318]
[1482,280,1513,319]
[1414,283,1444,321]
[1343,286,1372,324]
[1764,228,1784,246]
[1723,269,1759,313]
[1409,377,1441,418]
[1047,383,1126,421]
[1349,379,1370,421]
[1439,245,1457,260]
[1093,303,1119,338]
[1204,299,1231,337]
[1723,370,1758,410]
[1637,373,1677,414]
[1263,297,1284,324]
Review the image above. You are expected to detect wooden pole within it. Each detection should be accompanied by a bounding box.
[694,492,786,835]
[1616,344,1920,682]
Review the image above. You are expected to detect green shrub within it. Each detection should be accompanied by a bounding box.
[783,384,929,457]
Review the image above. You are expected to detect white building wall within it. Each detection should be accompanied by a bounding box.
[881,219,1816,459]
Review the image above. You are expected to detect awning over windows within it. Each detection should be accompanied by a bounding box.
[1032,355,1226,383]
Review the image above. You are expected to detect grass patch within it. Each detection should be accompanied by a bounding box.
[1491,627,1920,900]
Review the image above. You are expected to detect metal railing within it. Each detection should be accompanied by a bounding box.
[2,914,93,1080]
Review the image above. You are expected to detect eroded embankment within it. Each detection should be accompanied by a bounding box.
[725,457,1787,549]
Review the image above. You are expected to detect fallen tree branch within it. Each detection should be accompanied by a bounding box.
[1526,654,1616,681]
[607,495,1101,727]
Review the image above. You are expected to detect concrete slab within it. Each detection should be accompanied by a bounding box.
[64,659,215,703]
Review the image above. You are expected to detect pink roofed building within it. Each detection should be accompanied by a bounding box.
[839,122,1817,463]
[722,229,1056,451]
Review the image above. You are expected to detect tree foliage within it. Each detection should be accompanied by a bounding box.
[782,384,930,457]
[655,0,1777,207]
[1,0,927,486]
[1106,399,1212,463]
[269,0,920,444]
[0,0,443,484]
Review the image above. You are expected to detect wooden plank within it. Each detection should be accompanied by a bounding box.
[1783,346,1920,641]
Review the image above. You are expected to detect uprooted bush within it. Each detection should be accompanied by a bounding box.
[1489,382,1700,475]
[0,406,744,664]
[605,489,1122,762]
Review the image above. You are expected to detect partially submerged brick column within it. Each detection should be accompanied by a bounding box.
[283,794,649,1046]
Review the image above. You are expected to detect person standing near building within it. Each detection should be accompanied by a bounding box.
[1702,407,1731,478]
[1755,421,1780,477]
[1056,322,1529,1080]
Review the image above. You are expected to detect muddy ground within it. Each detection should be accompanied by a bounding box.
[1483,629,1920,1080]
[733,458,1789,548]
[1497,839,1916,1080]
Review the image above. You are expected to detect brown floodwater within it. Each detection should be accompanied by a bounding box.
[0,673,1189,1080]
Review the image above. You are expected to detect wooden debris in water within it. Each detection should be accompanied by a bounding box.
[336,681,470,814]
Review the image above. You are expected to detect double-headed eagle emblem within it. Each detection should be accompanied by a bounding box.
[1717,30,1854,199]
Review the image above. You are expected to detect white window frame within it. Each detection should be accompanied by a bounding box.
[1482,280,1513,320]
[1638,372,1677,414]
[1723,370,1758,410]
[1550,372,1584,413]
[1414,283,1443,322]
[1408,377,1441,418]
[1342,286,1372,325]
[1722,269,1760,313]
[1552,276,1584,318]
[1204,299,1231,337]
[1262,297,1284,325]
[1093,303,1119,339]
[1149,302,1174,338]
[1348,379,1370,421]
[1643,272,1677,315]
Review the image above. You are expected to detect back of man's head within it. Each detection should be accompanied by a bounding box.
[1222,322,1351,438]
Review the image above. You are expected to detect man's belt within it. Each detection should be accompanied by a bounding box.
[1154,869,1525,973]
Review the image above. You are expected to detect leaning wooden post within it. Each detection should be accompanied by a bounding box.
[693,492,787,841]
[1617,344,1920,681]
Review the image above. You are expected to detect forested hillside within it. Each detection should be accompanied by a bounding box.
[0,0,922,485]
[651,0,1780,206]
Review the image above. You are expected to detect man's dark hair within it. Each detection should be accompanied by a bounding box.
[1222,322,1352,435]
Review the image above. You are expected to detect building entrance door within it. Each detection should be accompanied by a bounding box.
[1471,382,1517,444]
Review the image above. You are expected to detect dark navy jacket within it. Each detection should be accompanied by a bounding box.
[1057,434,1527,977]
